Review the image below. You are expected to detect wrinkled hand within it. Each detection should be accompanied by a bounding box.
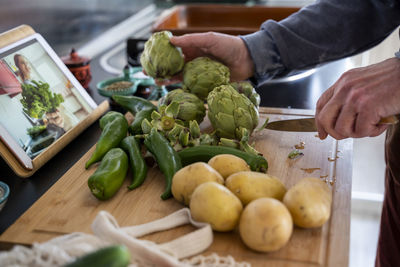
[170,32,254,82]
[315,58,400,140]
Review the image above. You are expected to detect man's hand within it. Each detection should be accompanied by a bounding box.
[170,32,255,82]
[315,58,400,140]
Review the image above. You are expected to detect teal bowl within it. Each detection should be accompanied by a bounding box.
[97,78,140,97]
[0,181,9,212]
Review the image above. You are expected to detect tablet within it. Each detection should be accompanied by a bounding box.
[0,33,98,169]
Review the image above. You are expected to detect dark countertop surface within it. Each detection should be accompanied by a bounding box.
[0,0,152,237]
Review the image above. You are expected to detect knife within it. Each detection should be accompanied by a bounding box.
[265,115,399,132]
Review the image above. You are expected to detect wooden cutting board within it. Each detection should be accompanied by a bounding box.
[0,107,352,267]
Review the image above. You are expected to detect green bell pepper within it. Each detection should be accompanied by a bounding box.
[88,148,128,200]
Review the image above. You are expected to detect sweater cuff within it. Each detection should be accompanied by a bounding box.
[395,49,400,59]
[240,30,286,83]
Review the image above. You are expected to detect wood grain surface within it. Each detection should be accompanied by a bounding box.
[0,107,352,267]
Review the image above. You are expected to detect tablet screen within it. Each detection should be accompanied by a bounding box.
[0,34,97,160]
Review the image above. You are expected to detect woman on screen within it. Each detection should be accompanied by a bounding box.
[14,54,33,84]
[14,53,66,132]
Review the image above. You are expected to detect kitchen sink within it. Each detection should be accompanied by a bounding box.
[256,58,352,109]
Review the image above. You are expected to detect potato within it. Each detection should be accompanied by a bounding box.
[225,171,286,205]
[208,154,251,179]
[283,177,332,228]
[172,162,223,206]
[190,181,243,232]
[239,197,293,252]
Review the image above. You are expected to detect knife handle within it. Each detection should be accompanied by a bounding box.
[379,115,400,125]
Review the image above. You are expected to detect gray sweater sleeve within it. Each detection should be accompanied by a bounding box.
[241,0,400,81]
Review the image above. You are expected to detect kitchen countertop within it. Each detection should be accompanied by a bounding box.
[0,0,154,238]
[0,107,352,267]
[0,0,348,245]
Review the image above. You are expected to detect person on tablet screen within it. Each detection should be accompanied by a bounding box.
[14,54,66,134]
[14,54,33,84]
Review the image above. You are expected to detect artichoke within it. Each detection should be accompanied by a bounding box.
[230,81,261,107]
[159,89,206,125]
[207,84,259,139]
[140,31,184,79]
[141,100,216,151]
[183,57,230,100]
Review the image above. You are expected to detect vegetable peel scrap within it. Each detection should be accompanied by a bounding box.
[256,117,269,132]
[288,149,304,159]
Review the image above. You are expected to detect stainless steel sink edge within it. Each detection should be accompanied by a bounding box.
[77,4,159,60]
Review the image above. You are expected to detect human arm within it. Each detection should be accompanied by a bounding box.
[169,0,400,140]
[170,32,254,81]
[245,0,400,139]
[170,0,400,83]
[243,0,400,80]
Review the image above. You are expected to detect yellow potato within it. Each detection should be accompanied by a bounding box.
[239,197,293,252]
[190,181,243,232]
[208,154,251,179]
[172,162,223,206]
[225,171,286,205]
[283,177,332,228]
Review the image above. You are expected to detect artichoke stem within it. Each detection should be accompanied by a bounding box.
[165,101,180,118]
[161,116,175,130]
[189,120,201,138]
[141,118,152,134]
[219,138,240,148]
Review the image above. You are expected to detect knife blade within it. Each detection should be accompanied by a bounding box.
[265,118,318,132]
[265,115,399,132]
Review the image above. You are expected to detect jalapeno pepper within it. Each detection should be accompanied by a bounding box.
[99,111,124,129]
[120,136,147,190]
[144,128,182,200]
[112,95,157,135]
[86,111,128,169]
[129,109,154,135]
[178,145,268,173]
[88,148,128,200]
[112,95,156,115]
[65,245,130,267]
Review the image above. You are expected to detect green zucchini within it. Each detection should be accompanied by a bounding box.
[178,145,268,173]
[64,245,130,267]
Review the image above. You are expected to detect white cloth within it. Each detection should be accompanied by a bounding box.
[0,208,250,267]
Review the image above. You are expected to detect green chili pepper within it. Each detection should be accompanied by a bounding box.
[112,95,157,115]
[129,109,155,135]
[144,128,182,200]
[120,136,147,190]
[88,148,128,200]
[99,111,125,129]
[86,112,128,169]
[64,245,130,267]
[178,145,268,173]
[112,95,157,135]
